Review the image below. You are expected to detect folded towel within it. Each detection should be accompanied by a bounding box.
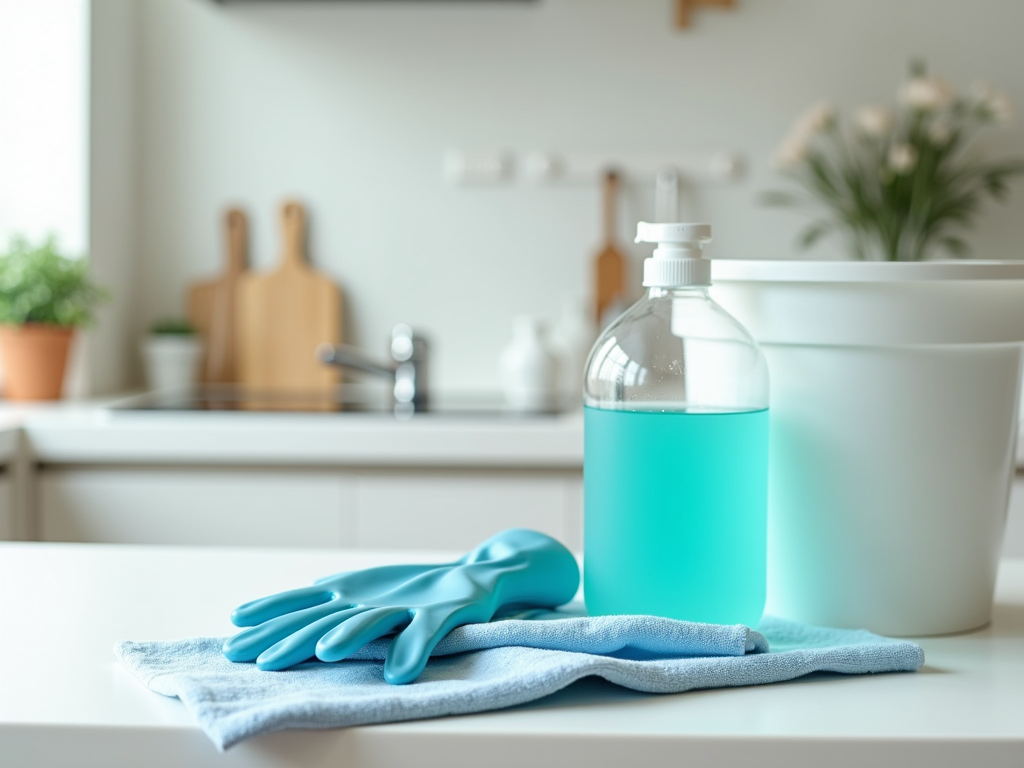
[114,612,923,751]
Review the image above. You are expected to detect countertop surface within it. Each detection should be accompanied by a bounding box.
[1,543,1022,767]
[0,398,585,467]
[0,397,1023,470]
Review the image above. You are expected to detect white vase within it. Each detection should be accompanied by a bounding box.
[711,260,1024,636]
[142,335,202,392]
[500,316,559,412]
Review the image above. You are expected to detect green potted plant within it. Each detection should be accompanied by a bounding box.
[0,234,108,400]
[142,318,202,392]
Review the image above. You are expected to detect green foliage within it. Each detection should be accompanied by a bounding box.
[0,234,109,327]
[765,62,1024,261]
[150,318,196,335]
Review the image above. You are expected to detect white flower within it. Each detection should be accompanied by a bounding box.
[791,102,835,138]
[888,143,918,174]
[900,76,955,112]
[772,102,833,170]
[971,81,1013,124]
[855,106,893,137]
[772,136,810,170]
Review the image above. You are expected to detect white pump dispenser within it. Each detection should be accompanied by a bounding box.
[635,222,713,288]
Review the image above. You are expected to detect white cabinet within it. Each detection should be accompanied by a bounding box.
[32,461,1024,556]
[36,467,583,550]
[31,462,1024,556]
[354,471,581,550]
[38,469,355,547]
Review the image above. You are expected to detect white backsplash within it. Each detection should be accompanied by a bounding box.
[100,0,1024,394]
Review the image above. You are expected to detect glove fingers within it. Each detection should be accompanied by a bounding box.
[313,563,436,589]
[315,607,411,663]
[231,585,336,627]
[383,604,480,685]
[222,600,356,662]
[255,606,367,671]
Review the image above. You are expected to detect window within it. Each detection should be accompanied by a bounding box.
[0,0,89,255]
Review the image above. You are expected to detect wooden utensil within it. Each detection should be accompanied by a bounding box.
[187,208,248,384]
[594,170,627,325]
[235,201,342,404]
[675,0,735,29]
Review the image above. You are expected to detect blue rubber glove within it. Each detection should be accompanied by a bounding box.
[222,528,580,684]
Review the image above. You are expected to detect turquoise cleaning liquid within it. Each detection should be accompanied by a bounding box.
[583,406,768,627]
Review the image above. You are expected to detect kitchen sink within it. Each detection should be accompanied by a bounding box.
[103,386,569,418]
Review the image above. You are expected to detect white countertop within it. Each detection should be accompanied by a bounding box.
[1,543,1022,767]
[0,400,584,468]
[1,397,1024,471]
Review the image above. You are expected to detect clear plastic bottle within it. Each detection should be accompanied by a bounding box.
[583,223,769,628]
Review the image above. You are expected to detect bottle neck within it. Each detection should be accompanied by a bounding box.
[647,285,711,299]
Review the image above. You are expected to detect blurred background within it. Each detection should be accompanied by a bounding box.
[2,0,1023,397]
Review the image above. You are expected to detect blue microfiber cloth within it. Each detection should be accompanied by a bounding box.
[114,610,924,751]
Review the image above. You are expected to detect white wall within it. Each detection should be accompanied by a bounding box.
[118,0,1024,394]
[87,0,139,395]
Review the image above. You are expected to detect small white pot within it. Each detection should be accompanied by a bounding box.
[711,260,1024,636]
[141,335,202,392]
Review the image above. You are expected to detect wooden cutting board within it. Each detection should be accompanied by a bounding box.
[235,201,342,404]
[594,170,627,326]
[187,208,248,384]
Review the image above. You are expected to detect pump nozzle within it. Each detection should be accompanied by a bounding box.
[636,222,713,288]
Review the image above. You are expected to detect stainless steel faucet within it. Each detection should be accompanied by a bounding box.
[316,324,429,413]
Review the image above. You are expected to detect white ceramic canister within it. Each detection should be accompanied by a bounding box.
[710,260,1024,636]
[500,316,559,412]
[142,335,203,392]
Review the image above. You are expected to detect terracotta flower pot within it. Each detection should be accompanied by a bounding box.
[0,324,74,401]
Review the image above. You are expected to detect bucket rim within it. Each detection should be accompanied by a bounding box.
[711,259,1024,283]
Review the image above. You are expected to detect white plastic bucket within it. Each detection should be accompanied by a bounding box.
[710,260,1024,636]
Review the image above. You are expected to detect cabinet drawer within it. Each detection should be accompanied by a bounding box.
[38,468,352,547]
[355,471,582,551]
